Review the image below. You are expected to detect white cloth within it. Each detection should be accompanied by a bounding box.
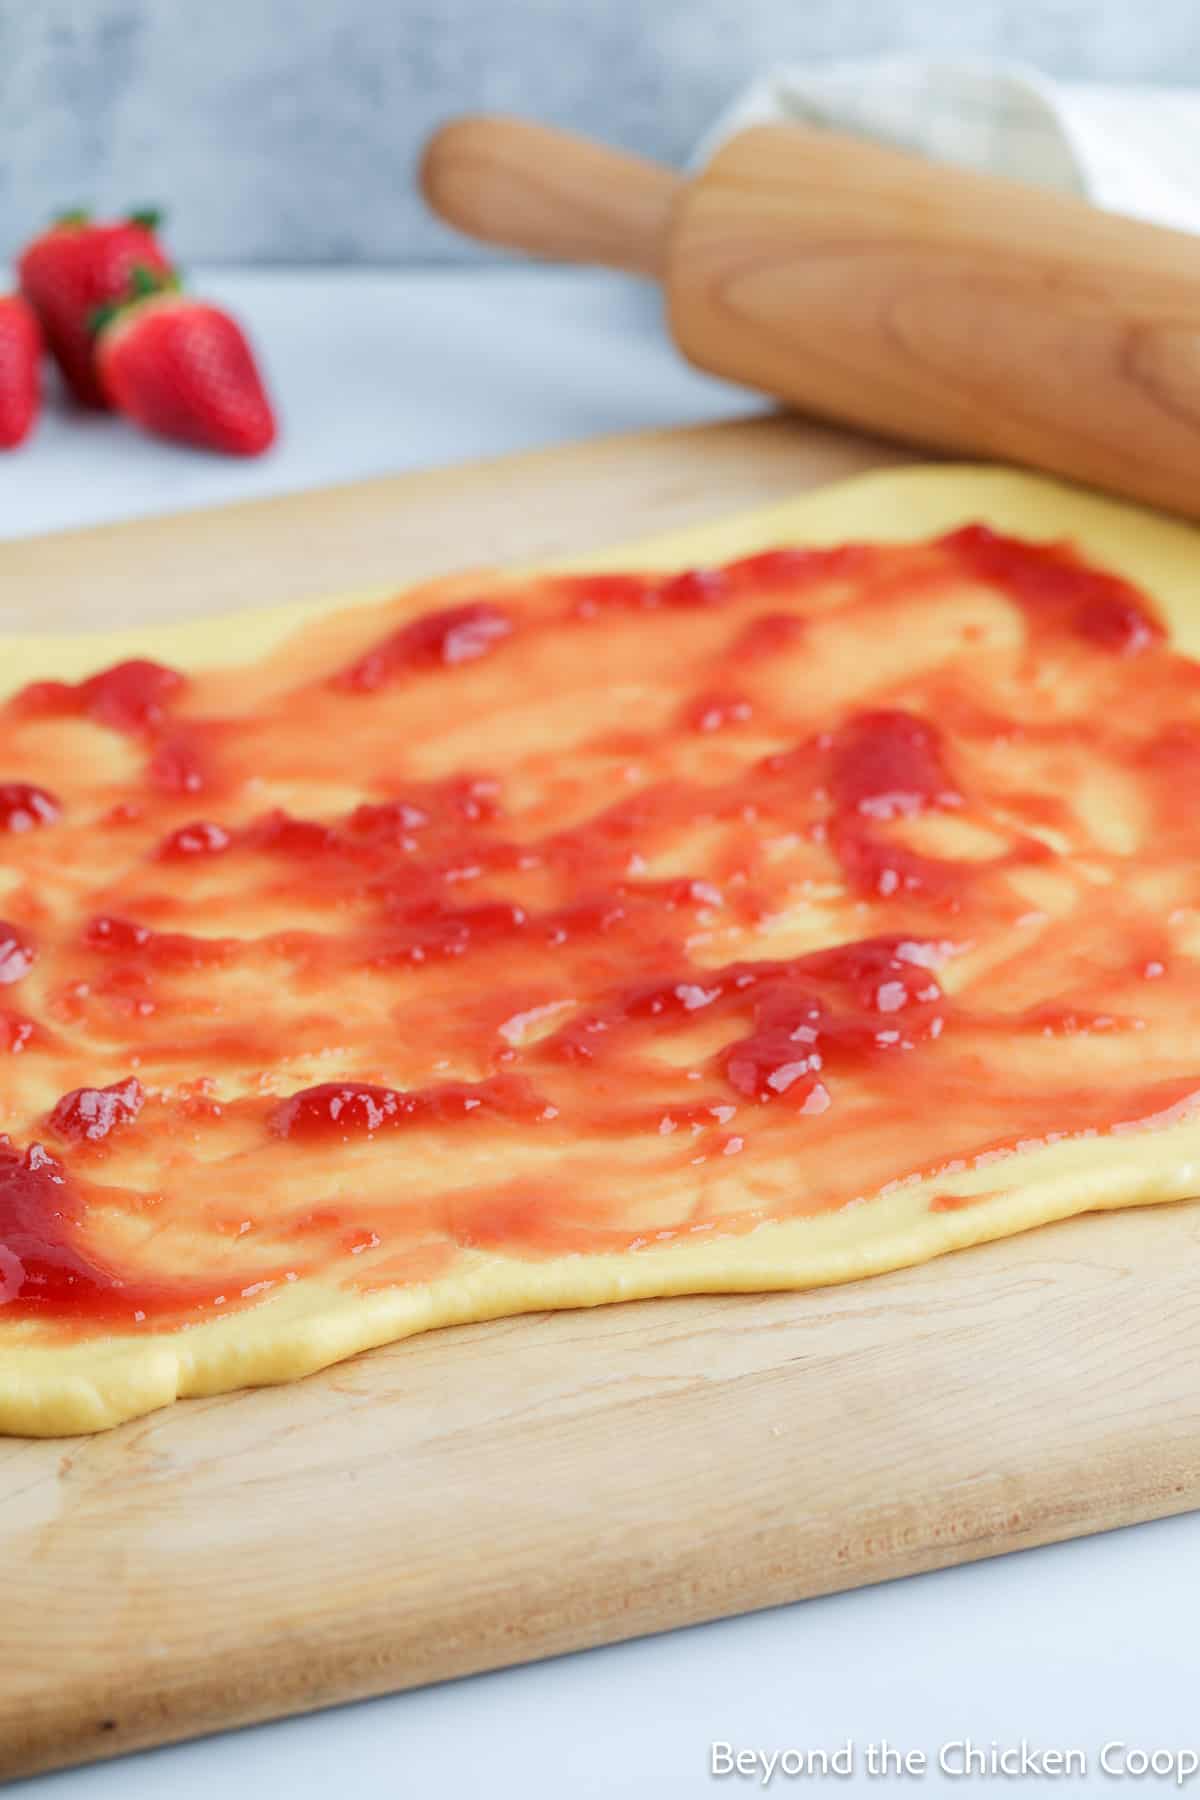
[699,56,1200,236]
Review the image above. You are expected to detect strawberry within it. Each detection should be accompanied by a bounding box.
[17,209,174,409]
[95,284,276,457]
[0,296,41,449]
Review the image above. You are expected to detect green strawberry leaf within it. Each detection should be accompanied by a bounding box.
[129,264,164,298]
[88,302,122,338]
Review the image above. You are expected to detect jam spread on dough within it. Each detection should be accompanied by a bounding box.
[2,526,1199,1333]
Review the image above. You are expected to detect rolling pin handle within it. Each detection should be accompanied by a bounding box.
[420,115,680,280]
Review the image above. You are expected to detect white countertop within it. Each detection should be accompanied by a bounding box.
[0,267,756,539]
[7,269,1198,1799]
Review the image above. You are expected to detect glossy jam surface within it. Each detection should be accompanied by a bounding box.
[3,525,1200,1336]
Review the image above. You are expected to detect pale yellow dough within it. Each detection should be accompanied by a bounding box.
[7,464,1200,1438]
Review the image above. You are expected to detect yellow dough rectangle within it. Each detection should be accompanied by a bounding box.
[4,464,1200,1437]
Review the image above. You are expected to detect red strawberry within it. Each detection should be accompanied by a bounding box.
[17,210,174,409]
[0,296,41,449]
[95,290,276,457]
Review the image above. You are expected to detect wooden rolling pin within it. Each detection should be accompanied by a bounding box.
[421,116,1200,520]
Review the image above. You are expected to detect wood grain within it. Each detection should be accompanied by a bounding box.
[668,125,1200,520]
[5,1204,1200,1779]
[0,414,906,632]
[2,414,1197,1780]
[420,113,1200,520]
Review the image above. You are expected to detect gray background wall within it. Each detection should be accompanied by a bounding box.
[2,0,1198,265]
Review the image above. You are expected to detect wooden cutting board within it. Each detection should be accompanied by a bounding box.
[4,414,1200,1782]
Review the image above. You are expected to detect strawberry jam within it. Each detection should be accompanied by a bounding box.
[49,1078,144,1144]
[0,526,1196,1337]
[831,710,961,820]
[336,601,513,691]
[16,658,187,733]
[0,923,34,986]
[269,1075,550,1140]
[0,782,59,832]
[943,524,1166,654]
[0,1139,114,1312]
